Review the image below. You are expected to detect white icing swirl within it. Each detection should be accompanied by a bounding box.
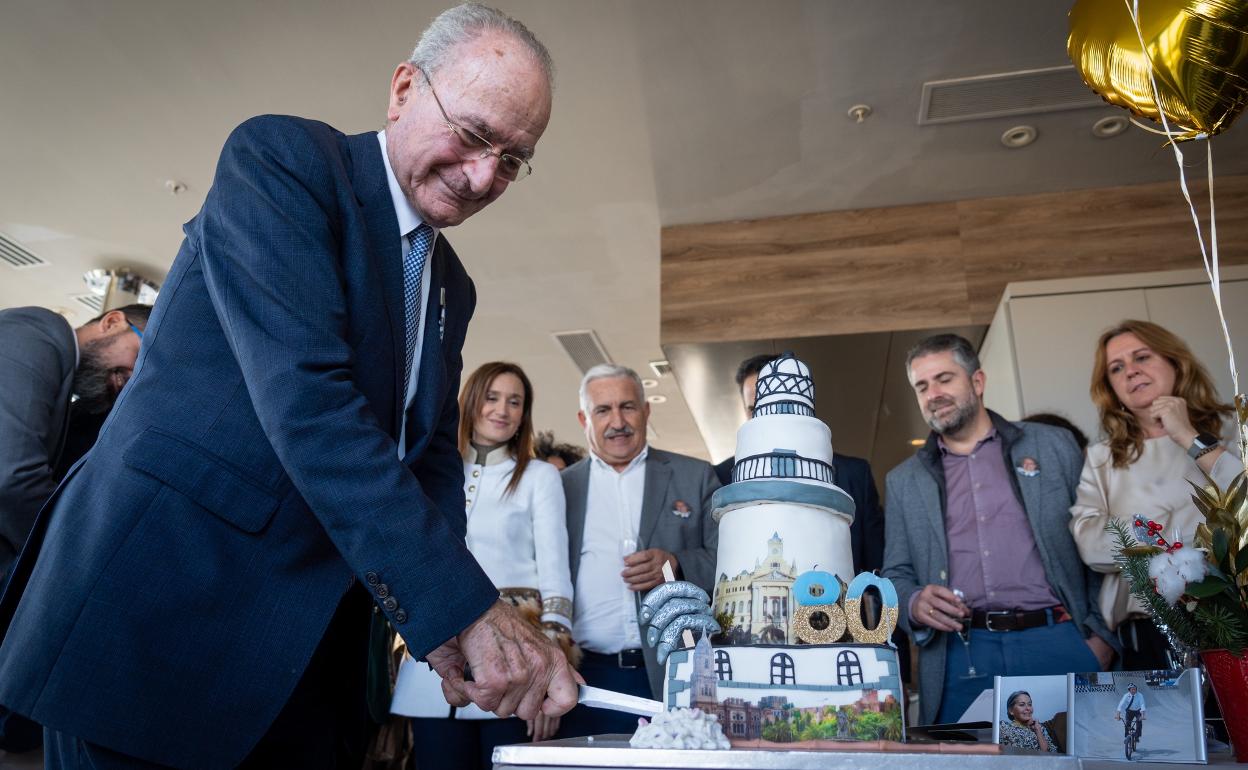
[629,707,731,750]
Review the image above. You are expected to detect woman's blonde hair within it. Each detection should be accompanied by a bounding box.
[1090,319,1231,468]
[458,361,535,495]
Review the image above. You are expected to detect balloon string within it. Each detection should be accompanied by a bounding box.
[1127,0,1243,460]
[1127,117,1205,141]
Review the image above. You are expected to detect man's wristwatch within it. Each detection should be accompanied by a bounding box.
[1187,432,1220,460]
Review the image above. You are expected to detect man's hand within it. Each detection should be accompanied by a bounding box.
[912,584,968,633]
[1086,634,1116,670]
[426,637,472,707]
[527,713,560,742]
[431,600,581,720]
[622,548,677,592]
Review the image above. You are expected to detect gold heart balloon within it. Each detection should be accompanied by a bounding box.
[1069,0,1248,139]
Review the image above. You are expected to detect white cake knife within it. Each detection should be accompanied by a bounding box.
[577,684,664,717]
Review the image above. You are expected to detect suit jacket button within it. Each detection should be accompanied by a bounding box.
[394,609,408,624]
[376,584,390,598]
[383,596,398,612]
[366,571,380,586]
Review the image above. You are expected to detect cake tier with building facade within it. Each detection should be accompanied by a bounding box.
[663,635,904,747]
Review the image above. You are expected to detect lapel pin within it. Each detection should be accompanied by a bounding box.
[1015,457,1040,477]
[438,287,446,341]
[672,500,691,519]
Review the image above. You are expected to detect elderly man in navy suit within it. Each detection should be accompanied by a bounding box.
[0,5,577,768]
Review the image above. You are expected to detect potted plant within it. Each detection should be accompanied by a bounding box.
[1110,463,1248,759]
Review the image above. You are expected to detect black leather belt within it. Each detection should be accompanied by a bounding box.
[970,605,1069,632]
[583,648,645,669]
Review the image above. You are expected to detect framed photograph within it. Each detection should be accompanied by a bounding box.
[1069,668,1205,763]
[992,674,1072,754]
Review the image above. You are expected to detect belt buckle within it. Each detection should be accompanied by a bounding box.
[984,611,1014,633]
[617,650,639,669]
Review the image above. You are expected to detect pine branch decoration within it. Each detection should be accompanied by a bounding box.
[1108,519,1201,652]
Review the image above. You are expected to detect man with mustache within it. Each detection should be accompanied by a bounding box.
[882,334,1115,725]
[558,364,720,738]
[0,302,149,753]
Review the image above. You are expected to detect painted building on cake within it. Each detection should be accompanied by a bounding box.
[712,532,799,643]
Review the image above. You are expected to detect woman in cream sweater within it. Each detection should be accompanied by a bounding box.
[400,362,575,769]
[1070,320,1240,669]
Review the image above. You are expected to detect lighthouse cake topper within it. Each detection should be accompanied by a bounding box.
[641,352,904,747]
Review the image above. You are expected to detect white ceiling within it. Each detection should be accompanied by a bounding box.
[5,1,1247,460]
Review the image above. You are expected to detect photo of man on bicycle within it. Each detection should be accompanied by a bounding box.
[1115,683,1146,759]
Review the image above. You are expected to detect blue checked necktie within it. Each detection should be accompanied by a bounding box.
[402,224,434,399]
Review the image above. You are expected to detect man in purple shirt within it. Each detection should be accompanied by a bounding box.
[882,334,1116,725]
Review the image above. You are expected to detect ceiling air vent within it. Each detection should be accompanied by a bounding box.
[918,65,1102,125]
[552,329,611,374]
[0,233,49,269]
[73,293,105,313]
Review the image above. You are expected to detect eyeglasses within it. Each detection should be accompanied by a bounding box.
[128,321,144,340]
[418,68,532,182]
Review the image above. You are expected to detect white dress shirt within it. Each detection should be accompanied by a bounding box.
[1116,690,1146,713]
[376,130,435,458]
[573,446,649,654]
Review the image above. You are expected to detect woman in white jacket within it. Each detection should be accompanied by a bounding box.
[402,362,575,769]
[1069,320,1240,669]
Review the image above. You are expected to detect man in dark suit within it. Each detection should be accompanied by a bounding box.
[0,303,150,754]
[714,354,885,574]
[557,364,720,738]
[0,6,576,768]
[0,303,150,583]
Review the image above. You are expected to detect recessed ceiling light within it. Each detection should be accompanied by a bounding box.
[1092,115,1129,138]
[641,378,659,389]
[164,179,187,195]
[1001,125,1037,148]
[909,438,926,447]
[647,394,668,404]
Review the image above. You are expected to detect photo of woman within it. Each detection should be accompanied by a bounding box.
[998,690,1058,753]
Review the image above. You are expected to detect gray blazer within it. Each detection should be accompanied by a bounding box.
[563,447,721,698]
[882,412,1114,725]
[0,307,76,580]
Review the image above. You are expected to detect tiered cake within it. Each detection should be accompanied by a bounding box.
[662,353,904,747]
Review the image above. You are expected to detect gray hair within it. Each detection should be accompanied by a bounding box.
[409,3,555,88]
[905,333,980,379]
[579,364,645,413]
[1006,690,1031,714]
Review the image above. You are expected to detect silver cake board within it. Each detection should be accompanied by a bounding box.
[492,735,1084,769]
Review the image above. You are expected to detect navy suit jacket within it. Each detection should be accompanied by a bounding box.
[0,116,498,768]
[714,452,884,574]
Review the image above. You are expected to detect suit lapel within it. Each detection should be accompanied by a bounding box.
[1009,434,1043,532]
[345,131,405,436]
[915,441,949,556]
[564,461,590,583]
[912,470,949,560]
[639,451,672,549]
